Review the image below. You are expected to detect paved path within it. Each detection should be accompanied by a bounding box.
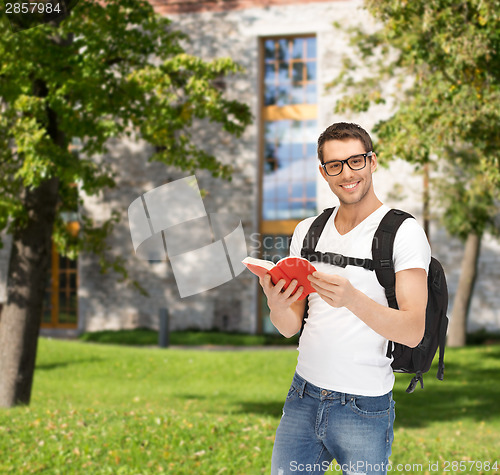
[160,344,298,351]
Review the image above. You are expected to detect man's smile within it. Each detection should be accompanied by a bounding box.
[340,181,360,190]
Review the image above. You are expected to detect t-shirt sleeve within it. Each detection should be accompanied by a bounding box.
[393,218,431,274]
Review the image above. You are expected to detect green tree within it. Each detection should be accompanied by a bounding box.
[0,0,251,407]
[331,0,500,347]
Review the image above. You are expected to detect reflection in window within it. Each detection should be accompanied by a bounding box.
[264,37,316,106]
[262,119,317,220]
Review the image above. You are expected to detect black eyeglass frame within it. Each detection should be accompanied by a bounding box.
[321,151,373,177]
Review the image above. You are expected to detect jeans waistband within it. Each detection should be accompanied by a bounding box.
[291,372,392,403]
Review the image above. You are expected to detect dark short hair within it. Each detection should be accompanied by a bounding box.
[317,122,373,163]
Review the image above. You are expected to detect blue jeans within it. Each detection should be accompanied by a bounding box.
[271,372,395,475]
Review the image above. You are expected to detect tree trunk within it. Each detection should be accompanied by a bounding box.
[0,75,64,408]
[447,232,481,348]
[423,162,430,243]
[0,177,60,407]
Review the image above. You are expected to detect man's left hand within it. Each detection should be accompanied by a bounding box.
[307,271,358,308]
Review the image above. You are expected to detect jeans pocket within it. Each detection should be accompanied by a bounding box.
[350,392,392,418]
[286,383,298,400]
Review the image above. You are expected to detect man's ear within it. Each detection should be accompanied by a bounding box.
[370,152,378,173]
[319,163,328,181]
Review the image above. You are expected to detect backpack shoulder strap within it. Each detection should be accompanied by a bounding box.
[299,207,335,337]
[301,207,336,254]
[372,209,413,309]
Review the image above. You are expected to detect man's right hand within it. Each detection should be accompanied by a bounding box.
[259,274,304,311]
[259,274,306,337]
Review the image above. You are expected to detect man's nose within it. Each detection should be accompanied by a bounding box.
[340,162,355,178]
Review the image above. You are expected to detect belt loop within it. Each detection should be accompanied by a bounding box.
[298,379,306,399]
[341,393,346,406]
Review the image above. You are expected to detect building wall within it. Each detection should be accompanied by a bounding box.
[78,133,258,334]
[78,0,363,334]
[0,2,497,336]
[151,0,339,15]
[76,0,500,334]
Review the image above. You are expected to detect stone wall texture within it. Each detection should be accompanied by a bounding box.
[79,0,500,335]
[2,0,497,336]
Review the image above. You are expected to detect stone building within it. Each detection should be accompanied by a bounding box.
[1,0,499,336]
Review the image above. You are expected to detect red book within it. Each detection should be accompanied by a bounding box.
[242,256,317,300]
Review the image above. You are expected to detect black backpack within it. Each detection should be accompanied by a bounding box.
[300,207,449,393]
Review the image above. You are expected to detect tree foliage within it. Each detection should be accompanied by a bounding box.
[0,0,252,407]
[331,0,500,238]
[0,0,252,260]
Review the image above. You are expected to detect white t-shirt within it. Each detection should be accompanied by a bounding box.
[289,205,431,396]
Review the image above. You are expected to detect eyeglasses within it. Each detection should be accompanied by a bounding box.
[321,152,372,176]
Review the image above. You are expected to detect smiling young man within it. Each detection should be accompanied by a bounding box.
[260,123,431,475]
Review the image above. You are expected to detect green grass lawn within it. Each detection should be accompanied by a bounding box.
[0,339,499,474]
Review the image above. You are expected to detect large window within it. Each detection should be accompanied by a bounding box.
[261,36,317,225]
[259,35,318,333]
